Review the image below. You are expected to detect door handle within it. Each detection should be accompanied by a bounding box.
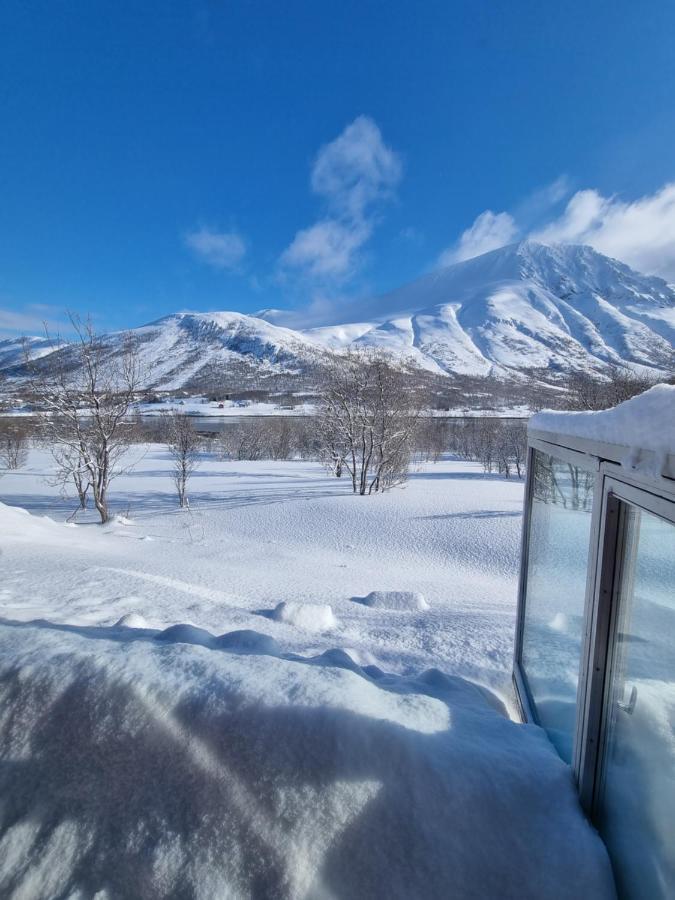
[617,684,638,715]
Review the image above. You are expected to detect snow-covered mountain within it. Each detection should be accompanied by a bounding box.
[0,336,64,372]
[119,311,330,392]
[302,241,675,377]
[2,243,674,391]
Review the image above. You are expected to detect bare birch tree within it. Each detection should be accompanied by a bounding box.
[163,411,201,508]
[49,443,91,511]
[25,315,141,523]
[318,350,423,495]
[0,421,30,470]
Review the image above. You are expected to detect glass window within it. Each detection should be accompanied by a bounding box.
[520,450,594,762]
[596,503,675,900]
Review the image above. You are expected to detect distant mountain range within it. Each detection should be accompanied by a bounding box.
[2,242,673,392]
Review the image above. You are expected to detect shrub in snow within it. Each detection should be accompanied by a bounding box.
[112,514,135,526]
[272,601,337,631]
[357,590,429,611]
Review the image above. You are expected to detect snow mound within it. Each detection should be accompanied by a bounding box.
[155,622,214,647]
[114,612,150,629]
[0,623,615,899]
[549,612,569,633]
[214,629,281,656]
[531,383,675,458]
[272,600,337,631]
[0,500,84,545]
[309,648,363,673]
[358,590,430,611]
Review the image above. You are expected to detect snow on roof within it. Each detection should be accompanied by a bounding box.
[530,384,675,470]
[0,622,614,899]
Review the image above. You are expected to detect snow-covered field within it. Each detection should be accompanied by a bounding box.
[0,448,616,898]
[0,447,524,696]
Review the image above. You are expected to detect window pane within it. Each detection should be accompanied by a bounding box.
[596,504,675,900]
[520,450,594,762]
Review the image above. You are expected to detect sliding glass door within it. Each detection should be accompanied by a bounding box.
[519,449,594,762]
[595,502,675,899]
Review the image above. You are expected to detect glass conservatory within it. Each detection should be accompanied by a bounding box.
[513,386,675,900]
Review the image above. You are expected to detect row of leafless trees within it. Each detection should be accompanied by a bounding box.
[412,416,527,478]
[445,418,528,478]
[562,366,665,411]
[215,417,315,461]
[14,319,204,518]
[7,316,669,516]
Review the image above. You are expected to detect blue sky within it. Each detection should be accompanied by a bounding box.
[1,1,675,335]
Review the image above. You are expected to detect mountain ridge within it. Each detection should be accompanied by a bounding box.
[2,242,674,391]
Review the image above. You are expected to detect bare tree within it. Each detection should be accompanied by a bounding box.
[318,350,423,495]
[25,315,141,523]
[0,420,30,470]
[445,417,527,479]
[163,411,201,508]
[563,366,659,411]
[49,443,91,511]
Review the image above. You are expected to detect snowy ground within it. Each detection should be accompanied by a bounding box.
[0,448,616,897]
[0,447,523,699]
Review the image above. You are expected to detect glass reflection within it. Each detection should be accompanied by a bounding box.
[596,504,675,900]
[521,450,594,762]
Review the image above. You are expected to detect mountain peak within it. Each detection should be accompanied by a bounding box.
[2,245,672,390]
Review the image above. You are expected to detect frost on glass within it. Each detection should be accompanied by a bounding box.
[521,450,594,762]
[596,505,675,900]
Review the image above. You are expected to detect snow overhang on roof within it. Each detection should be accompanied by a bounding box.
[528,384,675,481]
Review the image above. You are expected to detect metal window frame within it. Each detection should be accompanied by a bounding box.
[512,438,599,742]
[514,435,675,813]
[580,472,675,816]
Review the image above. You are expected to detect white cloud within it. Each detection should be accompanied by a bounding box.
[184,227,247,271]
[438,210,518,267]
[532,182,675,280]
[436,180,675,281]
[310,115,402,218]
[280,219,371,279]
[512,175,572,225]
[280,116,401,284]
[0,306,65,338]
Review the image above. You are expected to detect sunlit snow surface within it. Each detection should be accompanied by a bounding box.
[0,449,524,690]
[0,450,616,897]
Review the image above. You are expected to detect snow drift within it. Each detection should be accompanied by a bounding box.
[272,600,337,631]
[531,383,675,476]
[357,590,429,611]
[531,383,675,455]
[0,621,615,899]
